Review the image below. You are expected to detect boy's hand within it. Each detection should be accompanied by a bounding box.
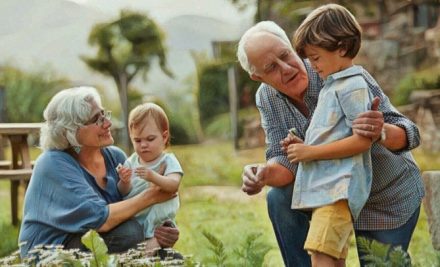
[117,165,132,184]
[287,144,313,163]
[280,133,304,152]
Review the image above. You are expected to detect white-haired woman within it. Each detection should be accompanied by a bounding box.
[19,86,179,258]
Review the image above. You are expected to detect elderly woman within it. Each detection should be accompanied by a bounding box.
[19,86,179,258]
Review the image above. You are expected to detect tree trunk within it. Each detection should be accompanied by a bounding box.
[117,73,130,153]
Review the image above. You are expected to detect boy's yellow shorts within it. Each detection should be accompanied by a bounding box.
[304,200,353,259]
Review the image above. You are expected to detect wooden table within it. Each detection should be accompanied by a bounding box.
[0,123,42,225]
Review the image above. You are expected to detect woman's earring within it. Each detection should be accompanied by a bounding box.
[73,146,81,154]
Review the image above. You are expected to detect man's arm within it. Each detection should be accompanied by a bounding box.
[241,162,294,195]
[353,99,413,151]
[355,70,421,152]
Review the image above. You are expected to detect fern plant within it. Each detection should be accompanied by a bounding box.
[202,230,273,267]
[357,237,411,267]
[233,233,271,267]
[202,230,228,266]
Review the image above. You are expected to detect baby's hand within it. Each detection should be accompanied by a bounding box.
[117,164,132,184]
[135,167,155,182]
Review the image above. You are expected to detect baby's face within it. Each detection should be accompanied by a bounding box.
[130,120,167,164]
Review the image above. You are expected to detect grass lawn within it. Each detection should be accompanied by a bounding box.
[0,142,439,266]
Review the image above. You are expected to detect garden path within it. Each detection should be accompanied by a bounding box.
[181,185,266,203]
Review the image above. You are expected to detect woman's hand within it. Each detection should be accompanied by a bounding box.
[154,222,179,248]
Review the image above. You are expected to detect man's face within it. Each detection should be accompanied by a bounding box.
[246,32,309,99]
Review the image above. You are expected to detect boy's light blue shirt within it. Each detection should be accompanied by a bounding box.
[19,146,126,258]
[291,66,373,220]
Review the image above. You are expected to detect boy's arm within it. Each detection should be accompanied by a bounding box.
[287,134,371,163]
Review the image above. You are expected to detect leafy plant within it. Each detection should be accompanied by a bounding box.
[233,233,272,267]
[202,230,228,266]
[202,230,273,267]
[81,230,111,267]
[1,229,193,266]
[357,237,411,267]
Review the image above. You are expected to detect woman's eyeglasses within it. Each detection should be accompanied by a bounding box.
[86,110,112,127]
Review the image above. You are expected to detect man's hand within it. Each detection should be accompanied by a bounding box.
[154,222,179,248]
[241,164,266,195]
[352,96,383,141]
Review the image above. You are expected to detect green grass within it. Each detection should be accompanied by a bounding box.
[0,142,439,266]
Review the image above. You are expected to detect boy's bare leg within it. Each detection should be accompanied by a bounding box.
[311,252,340,267]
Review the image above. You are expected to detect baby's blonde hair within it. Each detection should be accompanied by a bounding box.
[128,103,170,147]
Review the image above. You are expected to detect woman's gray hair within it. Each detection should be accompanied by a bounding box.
[40,86,102,150]
[237,21,293,75]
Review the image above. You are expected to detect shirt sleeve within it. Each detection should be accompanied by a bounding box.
[335,78,371,127]
[30,151,109,233]
[362,69,420,152]
[256,86,298,174]
[164,153,184,176]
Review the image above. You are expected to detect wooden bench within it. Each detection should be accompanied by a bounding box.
[0,168,33,226]
[0,160,11,169]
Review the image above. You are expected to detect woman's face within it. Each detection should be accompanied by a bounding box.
[76,102,114,148]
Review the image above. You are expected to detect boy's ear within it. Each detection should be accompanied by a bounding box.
[339,48,348,57]
[251,73,262,82]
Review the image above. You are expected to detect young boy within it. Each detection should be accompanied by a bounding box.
[117,103,183,254]
[285,4,374,266]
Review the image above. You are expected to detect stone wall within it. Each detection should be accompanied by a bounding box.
[398,90,440,152]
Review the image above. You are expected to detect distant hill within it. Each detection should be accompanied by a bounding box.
[0,0,253,102]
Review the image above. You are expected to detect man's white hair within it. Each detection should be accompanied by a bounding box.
[237,21,292,75]
[40,86,102,150]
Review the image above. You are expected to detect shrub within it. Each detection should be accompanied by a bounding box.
[392,71,440,106]
[0,65,69,123]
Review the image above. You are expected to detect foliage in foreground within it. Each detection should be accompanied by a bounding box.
[0,230,196,267]
[202,230,272,267]
[357,237,411,267]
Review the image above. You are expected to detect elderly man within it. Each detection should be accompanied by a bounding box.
[237,21,424,266]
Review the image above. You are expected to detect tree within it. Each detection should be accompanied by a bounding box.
[81,10,173,150]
